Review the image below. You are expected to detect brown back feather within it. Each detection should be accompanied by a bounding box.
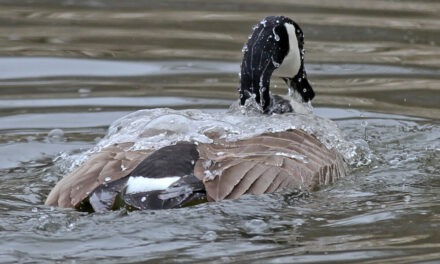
[45,143,152,208]
[195,129,346,201]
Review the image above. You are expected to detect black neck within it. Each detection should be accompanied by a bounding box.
[239,16,290,111]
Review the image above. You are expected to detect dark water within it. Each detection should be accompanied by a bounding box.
[1,0,439,263]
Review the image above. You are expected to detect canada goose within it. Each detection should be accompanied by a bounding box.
[45,16,346,212]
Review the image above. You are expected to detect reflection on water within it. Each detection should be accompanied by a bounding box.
[0,0,439,263]
[2,57,440,79]
[0,58,240,79]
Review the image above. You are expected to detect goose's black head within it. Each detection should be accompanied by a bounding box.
[239,16,315,114]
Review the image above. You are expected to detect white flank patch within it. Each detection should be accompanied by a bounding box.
[273,23,301,78]
[125,176,180,194]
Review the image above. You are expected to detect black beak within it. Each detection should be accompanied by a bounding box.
[284,75,315,102]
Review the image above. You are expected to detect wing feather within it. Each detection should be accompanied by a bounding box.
[45,144,152,208]
[195,129,346,201]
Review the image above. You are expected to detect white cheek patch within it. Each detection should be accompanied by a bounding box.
[125,176,181,194]
[273,23,301,78]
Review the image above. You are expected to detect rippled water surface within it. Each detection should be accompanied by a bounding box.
[1,0,439,263]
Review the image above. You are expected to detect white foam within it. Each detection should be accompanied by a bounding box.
[125,176,180,194]
[69,100,360,170]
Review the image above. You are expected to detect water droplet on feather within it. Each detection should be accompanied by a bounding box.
[202,160,212,169]
[272,27,280,41]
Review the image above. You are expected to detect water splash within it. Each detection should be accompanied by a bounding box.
[74,105,355,164]
[241,43,248,53]
[61,102,369,174]
[48,128,64,138]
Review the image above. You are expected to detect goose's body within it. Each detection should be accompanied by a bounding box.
[46,129,345,211]
[46,16,348,211]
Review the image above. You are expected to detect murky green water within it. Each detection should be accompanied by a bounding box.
[0,0,439,263]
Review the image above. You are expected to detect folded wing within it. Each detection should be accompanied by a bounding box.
[194,130,346,201]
